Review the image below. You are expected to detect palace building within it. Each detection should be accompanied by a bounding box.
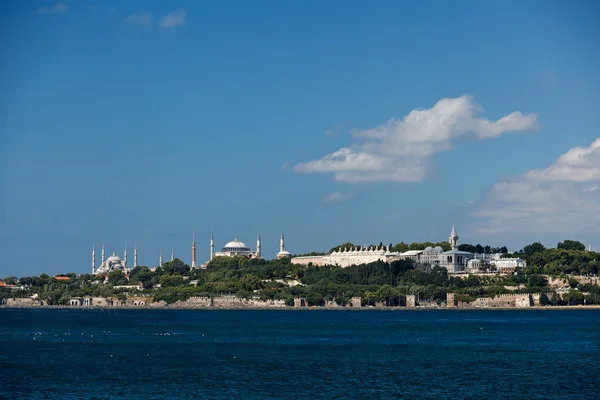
[291,226,474,274]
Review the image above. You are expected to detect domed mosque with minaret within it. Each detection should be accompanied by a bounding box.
[92,243,136,275]
[91,232,294,274]
[201,231,294,267]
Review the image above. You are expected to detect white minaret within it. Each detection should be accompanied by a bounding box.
[134,244,138,268]
[101,243,105,265]
[92,245,96,274]
[124,243,128,268]
[159,250,163,267]
[171,246,174,262]
[191,233,197,268]
[280,231,285,253]
[449,225,459,251]
[210,232,214,261]
[256,233,261,259]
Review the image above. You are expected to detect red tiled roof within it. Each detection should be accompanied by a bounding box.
[54,276,71,281]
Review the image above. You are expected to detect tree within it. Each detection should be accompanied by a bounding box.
[107,270,128,286]
[329,242,357,253]
[159,274,184,287]
[557,240,586,252]
[435,242,452,252]
[2,276,17,285]
[500,246,508,254]
[392,242,409,253]
[475,244,484,254]
[568,279,579,289]
[527,275,548,288]
[458,244,477,253]
[539,293,551,306]
[523,242,546,258]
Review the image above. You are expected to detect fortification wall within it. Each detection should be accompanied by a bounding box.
[472,294,535,308]
[6,298,42,307]
[184,296,286,308]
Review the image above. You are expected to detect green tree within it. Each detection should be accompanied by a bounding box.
[2,276,17,285]
[523,242,546,258]
[107,270,128,286]
[159,274,184,287]
[527,275,548,288]
[568,279,579,289]
[557,240,586,252]
[458,244,477,253]
[329,242,358,253]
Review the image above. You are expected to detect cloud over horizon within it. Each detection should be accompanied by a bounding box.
[324,192,351,203]
[472,138,600,236]
[37,2,69,14]
[125,12,153,26]
[159,9,187,28]
[292,96,539,183]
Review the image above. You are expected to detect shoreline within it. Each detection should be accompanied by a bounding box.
[2,305,600,311]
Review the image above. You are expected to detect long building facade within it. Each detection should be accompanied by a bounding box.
[291,226,474,274]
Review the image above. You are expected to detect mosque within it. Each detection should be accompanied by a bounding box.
[199,231,291,268]
[92,244,136,275]
[91,232,293,273]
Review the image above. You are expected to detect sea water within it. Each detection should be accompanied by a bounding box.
[1,309,599,399]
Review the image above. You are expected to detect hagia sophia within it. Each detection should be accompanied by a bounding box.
[91,226,526,275]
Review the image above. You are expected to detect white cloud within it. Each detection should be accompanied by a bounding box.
[159,9,186,28]
[324,192,351,203]
[472,138,600,236]
[125,12,153,26]
[37,3,69,14]
[524,138,600,182]
[585,185,598,192]
[292,95,539,183]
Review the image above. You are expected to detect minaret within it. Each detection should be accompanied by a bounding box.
[191,233,197,268]
[449,225,459,251]
[134,244,138,268]
[92,245,96,274]
[256,233,261,259]
[210,232,214,261]
[159,250,163,268]
[101,243,105,265]
[171,246,174,262]
[280,231,285,253]
[124,243,128,268]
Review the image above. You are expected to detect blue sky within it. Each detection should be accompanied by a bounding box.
[1,1,599,277]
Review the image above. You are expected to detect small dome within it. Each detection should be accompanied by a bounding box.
[277,250,291,256]
[433,246,443,252]
[424,246,433,251]
[468,259,481,267]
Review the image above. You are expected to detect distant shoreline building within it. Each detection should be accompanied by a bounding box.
[291,226,475,273]
[199,232,292,268]
[93,244,133,274]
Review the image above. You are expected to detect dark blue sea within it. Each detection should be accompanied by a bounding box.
[1,309,599,399]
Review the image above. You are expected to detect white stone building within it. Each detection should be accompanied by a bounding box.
[291,225,474,274]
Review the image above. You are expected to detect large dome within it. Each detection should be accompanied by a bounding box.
[224,239,247,249]
[107,254,121,262]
